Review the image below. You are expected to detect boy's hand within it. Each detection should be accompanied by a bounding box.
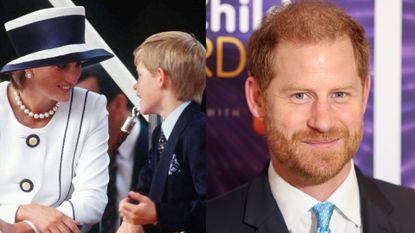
[119,191,157,225]
[116,222,145,233]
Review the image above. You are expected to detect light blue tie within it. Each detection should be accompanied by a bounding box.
[312,202,335,233]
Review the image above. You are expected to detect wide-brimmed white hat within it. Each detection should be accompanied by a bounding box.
[0,6,113,74]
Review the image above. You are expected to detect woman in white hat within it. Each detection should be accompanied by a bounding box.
[0,6,113,233]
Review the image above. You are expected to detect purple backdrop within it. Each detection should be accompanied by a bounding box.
[206,0,374,198]
[402,0,415,188]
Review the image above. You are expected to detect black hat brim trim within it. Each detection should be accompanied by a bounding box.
[0,49,113,74]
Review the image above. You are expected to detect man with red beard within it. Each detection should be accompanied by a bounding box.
[207,1,415,233]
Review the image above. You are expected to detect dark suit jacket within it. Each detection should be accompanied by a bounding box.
[130,115,150,189]
[207,165,415,233]
[135,102,206,233]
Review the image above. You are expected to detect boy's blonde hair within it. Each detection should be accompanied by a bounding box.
[133,31,206,103]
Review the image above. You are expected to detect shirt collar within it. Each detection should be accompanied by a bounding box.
[268,160,361,230]
[268,164,317,230]
[161,101,191,140]
[117,120,141,159]
[327,162,361,227]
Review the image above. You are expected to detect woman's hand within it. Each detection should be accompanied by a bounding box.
[0,219,33,233]
[16,204,80,233]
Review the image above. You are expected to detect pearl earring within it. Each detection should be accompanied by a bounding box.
[25,73,32,79]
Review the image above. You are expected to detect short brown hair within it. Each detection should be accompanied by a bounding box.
[248,1,369,91]
[10,70,26,90]
[133,31,206,103]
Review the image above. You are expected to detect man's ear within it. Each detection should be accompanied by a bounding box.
[156,67,169,89]
[245,76,266,118]
[362,75,371,113]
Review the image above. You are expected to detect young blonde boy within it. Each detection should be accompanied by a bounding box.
[118,31,206,233]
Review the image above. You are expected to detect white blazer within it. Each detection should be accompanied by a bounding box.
[0,82,109,227]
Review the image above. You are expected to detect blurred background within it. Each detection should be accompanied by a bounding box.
[206,0,415,198]
[0,0,205,80]
[0,0,205,140]
[2,0,415,201]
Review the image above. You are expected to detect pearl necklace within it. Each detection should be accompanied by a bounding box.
[13,91,59,119]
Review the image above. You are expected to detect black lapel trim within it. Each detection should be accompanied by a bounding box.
[52,89,74,206]
[68,200,76,220]
[63,90,89,201]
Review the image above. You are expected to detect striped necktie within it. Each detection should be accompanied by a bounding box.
[157,130,167,162]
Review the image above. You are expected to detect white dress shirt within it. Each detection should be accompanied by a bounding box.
[161,101,191,140]
[268,161,362,233]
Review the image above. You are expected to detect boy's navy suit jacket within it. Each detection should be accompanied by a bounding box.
[135,101,205,233]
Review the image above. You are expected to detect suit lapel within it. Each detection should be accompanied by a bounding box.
[241,165,401,233]
[149,102,201,201]
[130,116,149,189]
[243,170,289,233]
[356,167,399,233]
